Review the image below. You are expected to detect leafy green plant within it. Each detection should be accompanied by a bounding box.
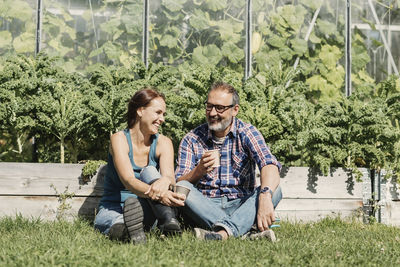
[0,55,37,161]
[33,55,92,163]
[81,160,107,183]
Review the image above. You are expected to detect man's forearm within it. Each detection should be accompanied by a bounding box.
[259,164,280,192]
[176,166,203,184]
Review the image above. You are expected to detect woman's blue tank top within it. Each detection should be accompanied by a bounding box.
[99,129,159,208]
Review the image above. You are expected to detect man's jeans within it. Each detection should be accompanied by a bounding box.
[177,180,282,237]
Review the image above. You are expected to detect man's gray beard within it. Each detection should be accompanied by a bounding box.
[208,116,232,132]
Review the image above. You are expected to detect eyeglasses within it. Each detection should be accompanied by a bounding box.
[204,102,234,113]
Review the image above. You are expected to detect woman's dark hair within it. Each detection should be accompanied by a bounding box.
[127,87,165,128]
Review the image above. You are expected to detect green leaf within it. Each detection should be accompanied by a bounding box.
[317,19,336,36]
[326,66,345,89]
[306,75,327,91]
[3,0,33,22]
[254,50,281,71]
[102,42,122,60]
[13,32,35,53]
[211,19,243,42]
[160,34,178,48]
[221,42,243,63]
[290,38,308,56]
[279,47,293,60]
[162,0,186,12]
[0,31,12,47]
[100,18,121,35]
[189,9,210,30]
[266,34,286,48]
[309,31,321,43]
[192,45,222,65]
[319,45,342,69]
[205,0,227,11]
[299,0,323,10]
[280,5,306,33]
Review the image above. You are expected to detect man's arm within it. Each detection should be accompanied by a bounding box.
[243,125,281,231]
[176,153,215,183]
[257,164,280,231]
[175,135,216,184]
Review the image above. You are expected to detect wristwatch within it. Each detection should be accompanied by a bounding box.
[260,186,273,196]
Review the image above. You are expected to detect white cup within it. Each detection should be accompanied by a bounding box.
[206,149,220,167]
[172,184,191,197]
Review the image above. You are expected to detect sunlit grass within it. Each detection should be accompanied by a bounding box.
[0,216,399,266]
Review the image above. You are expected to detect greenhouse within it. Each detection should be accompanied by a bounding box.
[1,1,400,265]
[1,0,399,170]
[1,1,400,178]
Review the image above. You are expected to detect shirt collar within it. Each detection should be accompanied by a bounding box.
[206,117,238,140]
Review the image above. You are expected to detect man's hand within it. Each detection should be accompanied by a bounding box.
[257,193,276,232]
[194,153,217,176]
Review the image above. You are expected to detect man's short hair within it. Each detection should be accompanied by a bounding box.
[209,82,240,105]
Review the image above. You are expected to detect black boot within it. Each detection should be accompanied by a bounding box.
[123,197,146,244]
[147,200,181,235]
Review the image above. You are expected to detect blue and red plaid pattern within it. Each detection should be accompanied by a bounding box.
[175,118,281,200]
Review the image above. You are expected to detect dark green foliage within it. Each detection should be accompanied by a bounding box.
[0,54,399,182]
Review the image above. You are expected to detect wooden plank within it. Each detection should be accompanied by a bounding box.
[383,201,400,226]
[278,167,367,199]
[0,196,362,222]
[0,196,101,221]
[276,198,364,222]
[0,163,105,196]
[276,210,362,222]
[276,198,363,211]
[0,163,368,222]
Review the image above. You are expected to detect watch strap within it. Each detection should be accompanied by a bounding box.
[260,186,273,195]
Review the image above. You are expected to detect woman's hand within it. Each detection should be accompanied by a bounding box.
[159,190,186,207]
[144,177,170,201]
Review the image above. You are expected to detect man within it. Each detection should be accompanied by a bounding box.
[175,81,282,241]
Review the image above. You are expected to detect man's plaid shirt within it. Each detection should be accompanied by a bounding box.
[175,118,281,200]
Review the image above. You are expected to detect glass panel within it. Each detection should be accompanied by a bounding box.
[0,0,36,56]
[149,0,246,69]
[42,0,142,71]
[252,0,346,101]
[352,0,400,84]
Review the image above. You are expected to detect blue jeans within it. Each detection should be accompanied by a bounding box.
[94,166,161,235]
[94,197,156,234]
[177,180,282,237]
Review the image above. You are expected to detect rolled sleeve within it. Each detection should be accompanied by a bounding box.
[175,134,196,180]
[244,125,282,172]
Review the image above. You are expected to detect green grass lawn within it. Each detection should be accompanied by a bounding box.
[0,216,399,266]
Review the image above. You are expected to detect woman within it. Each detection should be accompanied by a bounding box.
[94,87,185,244]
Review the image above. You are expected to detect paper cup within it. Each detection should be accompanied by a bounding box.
[206,149,220,167]
[173,184,191,197]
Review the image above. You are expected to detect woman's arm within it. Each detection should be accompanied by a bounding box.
[151,135,185,206]
[110,131,150,198]
[156,135,176,184]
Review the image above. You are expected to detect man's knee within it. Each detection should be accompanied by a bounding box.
[176,180,199,208]
[176,180,193,188]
